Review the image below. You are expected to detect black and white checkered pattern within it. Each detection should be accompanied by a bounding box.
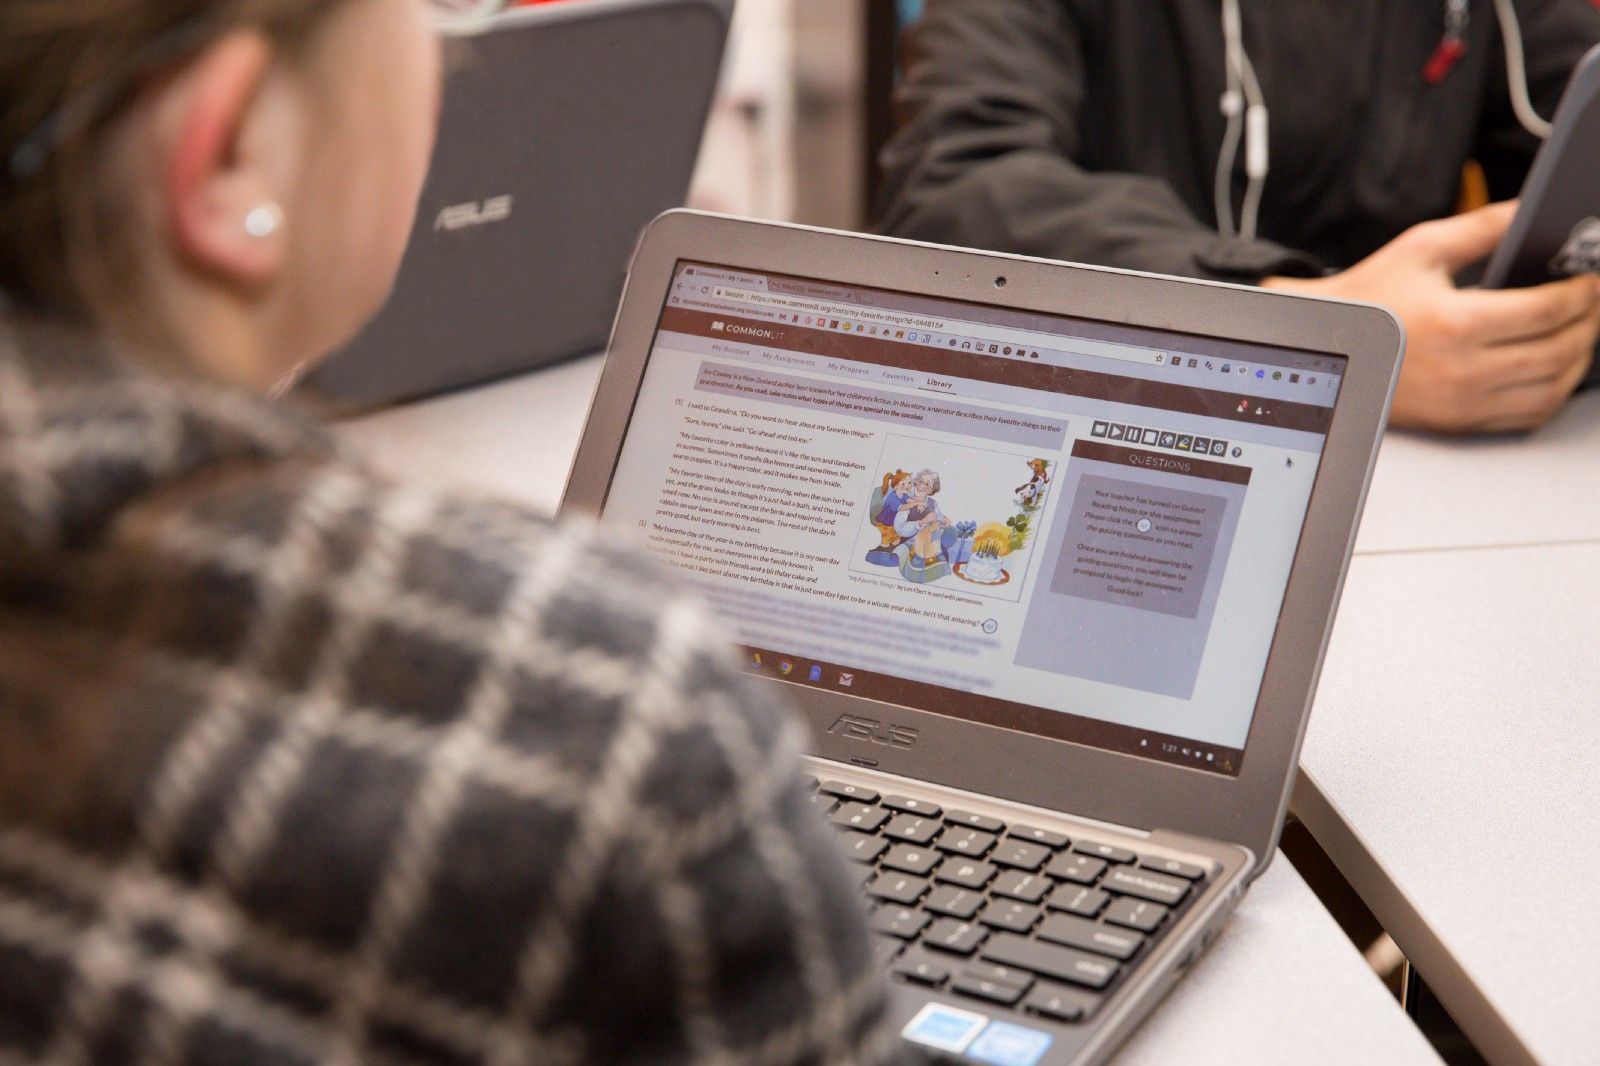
[0,320,911,1065]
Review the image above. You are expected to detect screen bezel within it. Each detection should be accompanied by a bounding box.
[562,210,1402,877]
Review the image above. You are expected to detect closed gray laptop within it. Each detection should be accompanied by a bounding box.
[303,0,732,410]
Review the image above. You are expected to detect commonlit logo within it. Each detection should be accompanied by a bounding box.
[711,321,726,332]
[433,194,514,232]
[723,323,779,340]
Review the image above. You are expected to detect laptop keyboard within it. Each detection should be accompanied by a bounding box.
[808,777,1209,1024]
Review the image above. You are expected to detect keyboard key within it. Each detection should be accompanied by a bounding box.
[872,936,903,966]
[870,905,930,940]
[1073,840,1136,864]
[1011,825,1070,849]
[1046,885,1110,918]
[934,858,997,890]
[880,843,940,876]
[882,795,943,818]
[829,802,889,833]
[1104,866,1190,907]
[953,962,1035,1005]
[866,872,929,906]
[936,827,997,857]
[892,950,951,987]
[990,870,1051,904]
[981,933,1120,990]
[1045,852,1106,885]
[819,780,879,803]
[978,900,1041,934]
[923,918,986,956]
[807,793,838,816]
[990,840,1051,871]
[1141,855,1207,881]
[967,959,1040,990]
[952,970,1027,1006]
[1025,981,1101,1023]
[947,810,1006,833]
[923,885,984,920]
[1036,914,1143,961]
[1103,897,1168,933]
[883,814,942,845]
[837,832,888,864]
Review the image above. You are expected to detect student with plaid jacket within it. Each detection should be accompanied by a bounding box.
[0,2,908,1063]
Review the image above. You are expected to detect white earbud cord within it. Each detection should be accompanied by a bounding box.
[1215,0,1269,241]
[1490,0,1553,139]
[1236,46,1268,241]
[1214,0,1243,237]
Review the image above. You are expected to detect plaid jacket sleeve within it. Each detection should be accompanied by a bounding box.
[0,376,913,1066]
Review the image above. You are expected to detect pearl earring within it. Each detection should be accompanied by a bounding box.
[243,202,284,239]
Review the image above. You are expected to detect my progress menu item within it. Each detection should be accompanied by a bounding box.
[601,263,1346,775]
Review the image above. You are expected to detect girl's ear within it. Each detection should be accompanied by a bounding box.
[163,30,296,286]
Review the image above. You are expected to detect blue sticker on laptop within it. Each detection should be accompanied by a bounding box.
[965,1021,1054,1066]
[902,1003,989,1053]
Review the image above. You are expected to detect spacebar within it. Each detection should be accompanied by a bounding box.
[981,933,1120,990]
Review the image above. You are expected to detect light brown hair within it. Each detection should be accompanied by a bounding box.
[0,0,343,324]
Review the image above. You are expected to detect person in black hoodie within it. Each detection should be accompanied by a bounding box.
[880,0,1600,434]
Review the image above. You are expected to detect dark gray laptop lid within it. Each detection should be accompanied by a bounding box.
[303,0,732,410]
[1482,44,1600,290]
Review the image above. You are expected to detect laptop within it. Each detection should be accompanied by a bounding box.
[563,211,1402,1064]
[300,0,733,411]
[1479,42,1600,389]
[1482,43,1600,291]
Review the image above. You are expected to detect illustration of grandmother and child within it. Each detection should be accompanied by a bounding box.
[864,458,1052,586]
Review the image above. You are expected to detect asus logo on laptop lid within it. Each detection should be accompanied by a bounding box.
[434,194,514,232]
[828,714,918,750]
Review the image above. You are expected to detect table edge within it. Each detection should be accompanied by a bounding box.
[1292,767,1538,1066]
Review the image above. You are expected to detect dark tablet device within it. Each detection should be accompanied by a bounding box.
[1482,44,1600,290]
[302,0,732,411]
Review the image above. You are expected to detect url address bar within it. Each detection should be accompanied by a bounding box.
[709,286,1167,369]
[713,287,944,332]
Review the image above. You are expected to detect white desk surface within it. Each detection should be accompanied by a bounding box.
[1354,388,1600,556]
[1299,542,1600,1066]
[339,358,1438,1065]
[1307,386,1600,1065]
[1117,857,1438,1065]
[337,354,606,512]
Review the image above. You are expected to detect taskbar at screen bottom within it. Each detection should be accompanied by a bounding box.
[741,646,1245,777]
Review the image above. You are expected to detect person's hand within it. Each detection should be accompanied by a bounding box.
[1263,202,1600,434]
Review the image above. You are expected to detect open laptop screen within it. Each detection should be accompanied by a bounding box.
[600,262,1346,777]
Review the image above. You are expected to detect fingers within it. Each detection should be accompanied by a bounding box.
[1393,304,1597,434]
[1402,200,1518,272]
[1399,372,1572,434]
[1452,274,1600,345]
[1483,303,1600,386]
[1472,358,1592,433]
